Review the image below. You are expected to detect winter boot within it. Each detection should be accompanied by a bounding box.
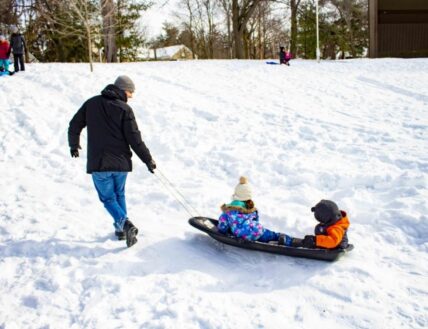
[123,219,138,248]
[115,231,125,241]
[278,234,292,246]
[279,234,302,247]
[291,238,303,247]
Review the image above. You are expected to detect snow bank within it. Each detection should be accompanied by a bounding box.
[0,58,427,328]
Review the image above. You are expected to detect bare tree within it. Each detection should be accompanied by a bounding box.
[232,0,264,59]
[244,1,286,59]
[176,0,219,59]
[0,0,19,27]
[37,0,95,71]
[220,0,233,58]
[194,0,207,58]
[254,1,272,59]
[185,0,196,58]
[202,0,216,59]
[272,0,301,55]
[286,0,301,55]
[36,0,115,71]
[177,0,197,58]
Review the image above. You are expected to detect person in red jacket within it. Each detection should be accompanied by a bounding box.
[301,200,350,249]
[0,35,13,75]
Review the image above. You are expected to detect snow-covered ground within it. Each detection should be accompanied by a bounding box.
[0,59,427,329]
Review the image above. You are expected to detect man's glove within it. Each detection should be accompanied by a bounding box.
[302,235,316,249]
[70,146,81,158]
[146,159,156,173]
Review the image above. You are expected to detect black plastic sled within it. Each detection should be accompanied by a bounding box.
[188,217,353,262]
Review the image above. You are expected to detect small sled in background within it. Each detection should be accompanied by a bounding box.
[188,217,353,262]
[266,61,279,65]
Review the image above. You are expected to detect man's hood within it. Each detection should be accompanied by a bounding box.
[101,84,127,102]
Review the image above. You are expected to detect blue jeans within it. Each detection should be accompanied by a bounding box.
[92,172,128,232]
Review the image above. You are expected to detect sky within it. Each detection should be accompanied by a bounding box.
[141,0,179,38]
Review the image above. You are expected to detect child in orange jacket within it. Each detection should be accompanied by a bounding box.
[301,200,350,249]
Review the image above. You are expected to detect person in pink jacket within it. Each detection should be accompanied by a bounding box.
[279,46,292,66]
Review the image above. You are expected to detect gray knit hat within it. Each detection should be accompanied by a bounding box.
[114,75,135,92]
[311,200,342,224]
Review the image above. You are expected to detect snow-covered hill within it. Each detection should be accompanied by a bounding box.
[0,59,427,329]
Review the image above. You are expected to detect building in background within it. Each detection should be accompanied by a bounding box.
[139,45,194,61]
[369,0,428,58]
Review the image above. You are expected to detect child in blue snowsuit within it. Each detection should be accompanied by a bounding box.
[218,177,300,246]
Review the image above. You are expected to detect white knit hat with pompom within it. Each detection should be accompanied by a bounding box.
[232,176,252,201]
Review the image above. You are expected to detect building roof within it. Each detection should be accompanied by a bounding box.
[138,44,193,60]
[154,45,191,58]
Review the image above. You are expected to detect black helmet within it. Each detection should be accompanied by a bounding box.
[311,200,342,224]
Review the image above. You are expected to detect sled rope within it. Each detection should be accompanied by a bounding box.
[154,169,200,217]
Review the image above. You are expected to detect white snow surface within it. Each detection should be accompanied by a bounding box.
[0,59,427,329]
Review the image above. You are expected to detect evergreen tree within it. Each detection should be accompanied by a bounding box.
[31,0,101,70]
[296,0,367,59]
[116,0,151,62]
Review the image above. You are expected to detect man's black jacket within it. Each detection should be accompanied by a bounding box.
[68,84,153,173]
[10,33,25,54]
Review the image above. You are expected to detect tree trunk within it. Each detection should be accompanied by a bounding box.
[221,0,233,58]
[101,0,117,62]
[185,0,196,59]
[257,5,265,59]
[86,26,93,72]
[232,0,260,59]
[233,27,245,58]
[232,0,243,58]
[290,0,300,56]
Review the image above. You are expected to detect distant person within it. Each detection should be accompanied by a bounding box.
[300,200,350,249]
[10,26,26,72]
[0,35,13,76]
[279,46,292,66]
[218,177,301,246]
[68,76,157,248]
